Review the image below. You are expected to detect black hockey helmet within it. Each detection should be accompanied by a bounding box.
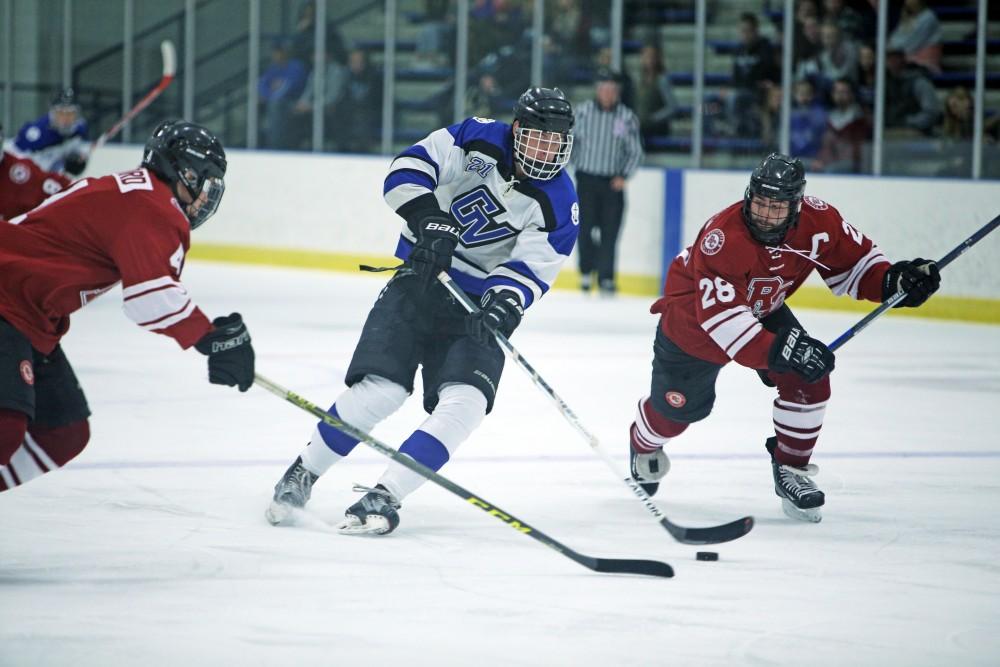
[142,120,227,229]
[511,87,574,180]
[742,153,807,245]
[49,88,82,134]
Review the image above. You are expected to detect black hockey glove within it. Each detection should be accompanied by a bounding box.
[882,258,940,308]
[756,303,803,387]
[408,213,461,290]
[767,326,835,384]
[63,152,88,176]
[194,313,255,392]
[467,290,523,346]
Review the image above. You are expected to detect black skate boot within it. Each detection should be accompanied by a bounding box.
[766,437,824,523]
[338,484,401,536]
[629,444,670,497]
[265,456,319,526]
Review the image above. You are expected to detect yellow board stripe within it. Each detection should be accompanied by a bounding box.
[188,243,1000,324]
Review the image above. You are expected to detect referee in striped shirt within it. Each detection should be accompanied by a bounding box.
[572,69,644,295]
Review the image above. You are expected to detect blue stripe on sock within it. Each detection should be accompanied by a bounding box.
[317,405,361,456]
[399,430,450,471]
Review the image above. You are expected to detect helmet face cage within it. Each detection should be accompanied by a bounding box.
[513,126,573,180]
[142,121,227,229]
[742,154,806,245]
[49,89,81,135]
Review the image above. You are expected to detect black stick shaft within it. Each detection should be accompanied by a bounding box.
[439,273,753,545]
[254,373,673,578]
[829,213,1000,352]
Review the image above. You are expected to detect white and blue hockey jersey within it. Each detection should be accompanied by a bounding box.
[383,117,579,310]
[8,114,89,173]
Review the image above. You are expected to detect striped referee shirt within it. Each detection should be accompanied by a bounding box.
[571,99,644,178]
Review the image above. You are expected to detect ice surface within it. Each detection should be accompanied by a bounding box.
[2,262,999,666]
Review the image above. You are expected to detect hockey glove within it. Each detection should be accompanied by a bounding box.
[467,290,523,346]
[408,214,461,290]
[63,152,88,176]
[882,258,940,308]
[767,326,835,384]
[757,303,803,387]
[194,313,255,392]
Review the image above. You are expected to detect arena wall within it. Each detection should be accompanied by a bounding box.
[88,146,1000,323]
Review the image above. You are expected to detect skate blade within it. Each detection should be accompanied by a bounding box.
[265,500,297,526]
[781,499,822,523]
[337,515,391,536]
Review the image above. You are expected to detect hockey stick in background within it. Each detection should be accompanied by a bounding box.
[828,213,1000,352]
[438,273,754,546]
[253,372,674,578]
[91,40,177,150]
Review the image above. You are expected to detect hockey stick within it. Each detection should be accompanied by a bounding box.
[438,273,754,545]
[828,213,1000,352]
[92,40,177,150]
[253,372,674,578]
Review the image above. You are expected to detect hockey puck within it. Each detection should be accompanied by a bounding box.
[695,551,719,561]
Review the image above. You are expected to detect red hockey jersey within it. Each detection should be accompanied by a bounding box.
[0,168,212,355]
[0,150,72,221]
[653,196,890,368]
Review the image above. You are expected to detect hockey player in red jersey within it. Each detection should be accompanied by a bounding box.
[0,120,255,493]
[0,123,72,221]
[628,153,940,522]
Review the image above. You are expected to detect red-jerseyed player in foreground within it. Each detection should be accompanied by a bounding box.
[629,153,940,522]
[0,120,255,493]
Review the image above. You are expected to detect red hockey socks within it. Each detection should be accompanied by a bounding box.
[0,419,90,492]
[771,375,831,468]
[630,397,689,453]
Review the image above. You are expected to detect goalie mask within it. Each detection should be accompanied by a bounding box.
[742,153,806,245]
[512,87,574,180]
[142,120,227,229]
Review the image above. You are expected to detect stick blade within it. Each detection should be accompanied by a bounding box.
[662,515,755,545]
[160,40,177,77]
[591,557,675,578]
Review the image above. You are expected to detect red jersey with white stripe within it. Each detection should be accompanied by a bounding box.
[0,168,212,355]
[0,150,72,221]
[653,196,890,368]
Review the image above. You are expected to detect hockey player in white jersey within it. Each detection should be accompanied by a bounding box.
[266,87,580,534]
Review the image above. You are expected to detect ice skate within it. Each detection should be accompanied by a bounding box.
[265,456,319,526]
[629,445,670,497]
[338,484,401,535]
[766,437,824,523]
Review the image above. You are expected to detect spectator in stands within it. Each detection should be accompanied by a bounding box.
[547,0,591,78]
[466,73,506,118]
[258,39,309,149]
[854,42,877,109]
[790,78,828,159]
[885,47,941,135]
[794,1,823,66]
[469,0,527,68]
[635,43,679,145]
[730,12,778,138]
[413,0,455,70]
[797,21,859,95]
[292,43,348,149]
[759,81,784,150]
[572,69,643,296]
[814,78,871,173]
[823,0,866,42]
[329,49,383,154]
[937,86,973,176]
[888,0,942,74]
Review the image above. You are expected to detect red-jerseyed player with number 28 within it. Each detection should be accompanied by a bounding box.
[628,153,941,522]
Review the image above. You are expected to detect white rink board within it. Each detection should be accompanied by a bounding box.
[87,147,1000,299]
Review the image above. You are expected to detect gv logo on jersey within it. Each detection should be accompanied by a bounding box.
[450,186,517,247]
